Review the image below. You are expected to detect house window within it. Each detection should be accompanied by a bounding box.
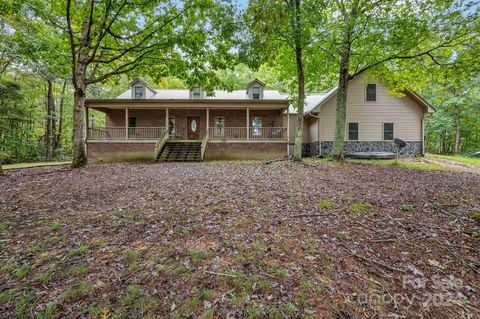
[383,123,394,140]
[192,86,201,99]
[252,116,262,136]
[215,117,225,136]
[168,117,176,134]
[128,117,137,128]
[252,87,261,99]
[366,84,376,101]
[348,123,358,140]
[134,86,143,99]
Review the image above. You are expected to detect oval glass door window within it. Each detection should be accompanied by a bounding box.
[191,119,197,132]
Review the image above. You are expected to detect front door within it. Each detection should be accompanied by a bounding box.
[187,116,200,139]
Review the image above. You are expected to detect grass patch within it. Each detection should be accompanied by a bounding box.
[16,293,35,317]
[68,244,90,257]
[348,203,374,214]
[15,266,31,280]
[36,272,53,283]
[62,281,92,302]
[37,303,57,319]
[316,200,336,209]
[0,289,16,304]
[70,263,90,275]
[400,204,414,212]
[120,284,160,317]
[427,153,480,168]
[187,250,207,266]
[469,213,480,223]
[348,158,445,171]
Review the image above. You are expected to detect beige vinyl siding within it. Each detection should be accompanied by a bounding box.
[319,74,424,142]
[308,117,318,142]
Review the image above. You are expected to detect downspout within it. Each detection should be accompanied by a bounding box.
[308,112,321,157]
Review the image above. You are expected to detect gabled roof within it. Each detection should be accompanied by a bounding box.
[246,79,266,90]
[303,86,435,114]
[129,78,157,94]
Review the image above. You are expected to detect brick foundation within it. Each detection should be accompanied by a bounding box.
[205,142,287,160]
[87,142,156,162]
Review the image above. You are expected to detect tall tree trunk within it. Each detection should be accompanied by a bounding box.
[332,48,350,160]
[454,104,461,154]
[292,0,305,162]
[72,78,87,168]
[55,80,67,152]
[45,79,54,161]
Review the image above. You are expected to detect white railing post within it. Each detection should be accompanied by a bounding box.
[125,107,129,139]
[246,108,249,140]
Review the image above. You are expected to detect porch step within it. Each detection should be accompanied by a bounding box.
[157,141,202,162]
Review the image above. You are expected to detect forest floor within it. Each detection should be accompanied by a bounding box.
[1,161,479,319]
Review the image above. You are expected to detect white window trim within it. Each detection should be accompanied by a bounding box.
[383,122,394,141]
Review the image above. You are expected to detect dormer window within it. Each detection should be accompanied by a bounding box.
[247,79,265,100]
[252,87,261,100]
[134,86,144,99]
[129,78,156,99]
[192,86,201,99]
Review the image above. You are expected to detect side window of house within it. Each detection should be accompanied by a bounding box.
[252,87,261,99]
[134,86,143,98]
[366,84,376,101]
[348,123,358,140]
[384,123,394,140]
[252,117,262,135]
[215,117,225,136]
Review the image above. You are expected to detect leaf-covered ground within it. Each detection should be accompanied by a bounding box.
[0,161,479,319]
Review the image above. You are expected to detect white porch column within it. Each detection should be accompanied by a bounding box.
[317,118,321,156]
[206,108,209,135]
[246,107,250,139]
[125,107,129,139]
[286,106,290,156]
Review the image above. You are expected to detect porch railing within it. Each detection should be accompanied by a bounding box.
[249,127,287,139]
[208,127,287,140]
[208,127,247,139]
[87,127,166,140]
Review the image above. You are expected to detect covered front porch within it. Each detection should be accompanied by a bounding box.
[85,104,290,161]
[86,107,289,142]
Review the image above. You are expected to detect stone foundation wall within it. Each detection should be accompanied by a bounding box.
[316,141,422,157]
[205,142,287,160]
[302,141,320,157]
[87,142,155,162]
